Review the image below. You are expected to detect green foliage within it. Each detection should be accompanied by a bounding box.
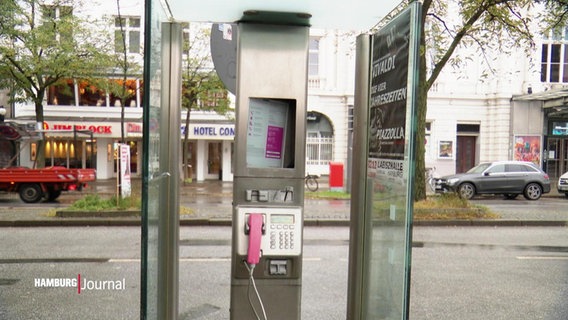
[68,194,140,211]
[180,23,230,115]
[0,0,115,106]
[415,193,473,209]
[0,0,116,166]
[414,193,499,220]
[305,190,351,200]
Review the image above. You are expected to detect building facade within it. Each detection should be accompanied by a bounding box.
[4,1,568,182]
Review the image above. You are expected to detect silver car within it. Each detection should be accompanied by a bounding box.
[557,171,568,197]
[437,161,551,200]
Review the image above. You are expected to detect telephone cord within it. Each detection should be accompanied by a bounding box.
[244,262,268,320]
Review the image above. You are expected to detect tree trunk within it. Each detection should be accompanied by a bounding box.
[34,100,45,169]
[182,104,192,181]
[414,20,429,202]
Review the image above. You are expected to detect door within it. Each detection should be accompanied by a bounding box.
[477,163,507,193]
[456,136,476,173]
[206,141,222,180]
[543,137,568,180]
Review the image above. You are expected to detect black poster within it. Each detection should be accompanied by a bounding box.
[368,9,411,179]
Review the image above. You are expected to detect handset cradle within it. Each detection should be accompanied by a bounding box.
[237,207,302,258]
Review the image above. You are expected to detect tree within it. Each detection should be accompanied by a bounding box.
[0,0,113,167]
[181,23,231,182]
[399,0,568,201]
[105,0,143,198]
[109,0,142,144]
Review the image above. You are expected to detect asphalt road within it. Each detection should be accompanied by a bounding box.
[470,195,568,220]
[0,226,566,319]
[1,187,567,224]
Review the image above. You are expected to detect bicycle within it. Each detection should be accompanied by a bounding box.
[305,173,319,192]
[426,167,438,193]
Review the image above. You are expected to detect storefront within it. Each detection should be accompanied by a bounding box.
[14,120,235,181]
[512,88,568,180]
[17,121,131,180]
[181,122,234,181]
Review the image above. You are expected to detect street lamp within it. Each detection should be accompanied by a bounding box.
[0,105,6,122]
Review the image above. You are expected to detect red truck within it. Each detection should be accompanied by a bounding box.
[1,122,97,203]
[0,166,96,203]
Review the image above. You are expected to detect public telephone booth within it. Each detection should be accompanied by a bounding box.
[141,1,418,319]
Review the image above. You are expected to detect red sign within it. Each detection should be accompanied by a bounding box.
[43,122,113,134]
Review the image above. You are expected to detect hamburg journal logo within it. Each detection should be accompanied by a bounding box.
[34,274,125,294]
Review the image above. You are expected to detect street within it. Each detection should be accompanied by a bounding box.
[470,194,568,220]
[0,225,566,319]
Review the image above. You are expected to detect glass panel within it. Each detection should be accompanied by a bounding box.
[488,164,505,173]
[130,18,141,28]
[115,17,124,27]
[363,4,420,319]
[207,142,221,175]
[141,0,169,318]
[551,64,560,83]
[553,122,568,135]
[550,44,560,82]
[551,44,561,63]
[553,27,562,40]
[562,44,568,82]
[541,44,549,82]
[129,30,140,53]
[47,79,75,106]
[547,138,561,179]
[128,140,138,173]
[308,38,319,76]
[108,79,138,107]
[78,80,106,106]
[115,29,125,52]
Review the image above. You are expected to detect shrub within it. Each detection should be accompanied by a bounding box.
[67,194,140,211]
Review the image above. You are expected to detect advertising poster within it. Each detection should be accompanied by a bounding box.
[119,144,131,198]
[368,11,411,183]
[438,140,454,159]
[513,135,541,166]
[359,4,421,320]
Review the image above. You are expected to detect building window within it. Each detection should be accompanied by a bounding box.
[41,5,73,43]
[47,78,143,107]
[182,22,190,56]
[308,38,320,76]
[541,27,568,83]
[199,90,227,109]
[114,16,141,54]
[47,79,75,106]
[306,112,333,166]
[78,80,106,106]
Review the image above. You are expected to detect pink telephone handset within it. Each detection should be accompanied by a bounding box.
[247,214,264,265]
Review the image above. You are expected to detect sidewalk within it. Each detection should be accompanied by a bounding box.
[0,178,566,227]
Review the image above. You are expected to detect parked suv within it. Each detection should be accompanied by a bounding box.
[558,171,568,197]
[437,161,551,200]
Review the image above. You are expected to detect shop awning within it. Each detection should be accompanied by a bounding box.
[513,87,568,108]
[0,122,41,141]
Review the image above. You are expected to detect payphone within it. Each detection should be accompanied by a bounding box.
[230,11,310,320]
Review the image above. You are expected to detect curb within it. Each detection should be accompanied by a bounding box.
[0,219,565,228]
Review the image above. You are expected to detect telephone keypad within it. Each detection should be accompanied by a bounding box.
[270,225,295,251]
